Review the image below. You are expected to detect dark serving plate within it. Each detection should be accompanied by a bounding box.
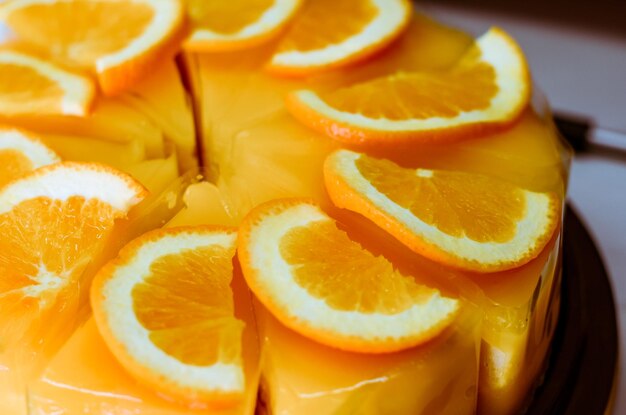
[525,205,619,414]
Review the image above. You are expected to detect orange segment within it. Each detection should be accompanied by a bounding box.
[324,150,559,272]
[0,50,94,116]
[238,198,459,354]
[0,162,146,346]
[1,0,185,95]
[185,0,301,52]
[287,27,530,145]
[268,0,411,75]
[0,128,59,188]
[91,226,246,407]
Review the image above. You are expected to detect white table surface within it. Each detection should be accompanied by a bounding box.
[421,2,626,413]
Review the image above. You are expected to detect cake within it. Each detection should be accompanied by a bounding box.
[0,1,570,415]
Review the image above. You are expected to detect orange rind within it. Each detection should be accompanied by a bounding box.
[324,149,559,272]
[91,226,246,407]
[185,0,301,52]
[287,27,530,146]
[268,0,411,75]
[0,162,146,343]
[0,127,59,188]
[0,0,185,95]
[237,198,459,354]
[0,50,94,116]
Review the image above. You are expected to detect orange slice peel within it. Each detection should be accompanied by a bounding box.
[0,128,60,188]
[0,50,94,116]
[287,27,531,145]
[0,161,146,218]
[0,0,185,96]
[238,198,459,354]
[91,226,246,407]
[185,0,302,52]
[324,150,559,272]
[0,162,146,344]
[268,0,411,75]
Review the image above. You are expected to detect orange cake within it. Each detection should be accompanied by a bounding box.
[0,1,571,415]
[182,10,569,414]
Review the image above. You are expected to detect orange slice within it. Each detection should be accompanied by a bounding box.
[0,50,94,116]
[0,162,146,341]
[238,198,459,354]
[91,226,246,407]
[267,0,411,75]
[185,0,301,52]
[287,27,530,146]
[0,0,185,95]
[324,150,559,272]
[0,128,59,188]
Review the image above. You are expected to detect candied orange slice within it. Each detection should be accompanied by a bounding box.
[287,27,530,146]
[0,162,146,342]
[91,226,246,407]
[0,50,94,116]
[0,0,184,95]
[238,198,459,354]
[0,128,59,188]
[324,149,559,272]
[185,0,301,52]
[268,0,411,75]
